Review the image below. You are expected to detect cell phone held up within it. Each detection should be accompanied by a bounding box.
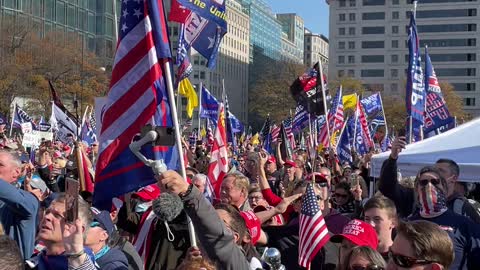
[65,177,79,224]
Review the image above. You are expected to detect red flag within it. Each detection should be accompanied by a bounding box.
[168,0,191,23]
[298,183,330,267]
[207,103,229,198]
[81,150,94,193]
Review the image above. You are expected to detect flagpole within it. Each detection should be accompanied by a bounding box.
[318,61,331,145]
[353,95,359,151]
[197,82,203,138]
[9,103,16,138]
[163,60,198,247]
[408,116,413,143]
[112,0,119,45]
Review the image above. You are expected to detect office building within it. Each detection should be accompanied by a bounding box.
[1,0,117,64]
[277,13,304,63]
[304,28,329,68]
[281,31,302,63]
[328,0,480,116]
[189,0,250,123]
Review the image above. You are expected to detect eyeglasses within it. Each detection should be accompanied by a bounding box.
[334,193,348,198]
[388,250,434,268]
[349,265,383,270]
[315,181,329,188]
[419,178,441,187]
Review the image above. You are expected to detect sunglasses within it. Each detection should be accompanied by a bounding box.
[315,181,329,188]
[334,193,348,198]
[418,178,441,187]
[388,250,433,268]
[349,265,383,270]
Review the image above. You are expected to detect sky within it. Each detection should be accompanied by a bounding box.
[264,0,330,37]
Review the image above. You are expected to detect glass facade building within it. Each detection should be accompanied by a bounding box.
[1,0,118,63]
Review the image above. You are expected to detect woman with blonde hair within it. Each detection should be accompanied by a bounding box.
[343,246,386,270]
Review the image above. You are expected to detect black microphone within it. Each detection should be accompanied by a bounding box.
[152,192,183,222]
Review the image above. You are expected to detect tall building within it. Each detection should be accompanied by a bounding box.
[0,0,117,64]
[277,13,304,63]
[328,0,480,116]
[189,0,250,123]
[280,31,301,63]
[304,28,329,68]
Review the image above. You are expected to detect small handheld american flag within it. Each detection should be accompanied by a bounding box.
[298,183,330,267]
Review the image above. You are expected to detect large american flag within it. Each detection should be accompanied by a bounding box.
[318,87,344,148]
[271,124,280,143]
[298,183,330,267]
[93,0,178,208]
[207,103,229,197]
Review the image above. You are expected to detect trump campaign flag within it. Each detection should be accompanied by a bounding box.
[207,102,229,197]
[405,14,425,142]
[423,47,454,134]
[177,0,227,69]
[200,86,219,120]
[336,122,353,164]
[13,105,34,128]
[93,0,179,208]
[353,101,374,155]
[360,93,383,118]
[293,103,310,133]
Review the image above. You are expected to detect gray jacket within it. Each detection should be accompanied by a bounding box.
[182,186,250,270]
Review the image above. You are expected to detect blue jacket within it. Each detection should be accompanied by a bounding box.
[410,210,480,270]
[0,179,39,259]
[96,247,129,270]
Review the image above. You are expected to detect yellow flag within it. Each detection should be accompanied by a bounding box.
[239,133,245,144]
[178,78,198,118]
[342,94,357,111]
[251,133,260,146]
[200,127,206,138]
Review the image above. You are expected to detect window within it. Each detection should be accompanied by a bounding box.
[338,70,345,77]
[56,1,66,24]
[391,54,399,63]
[339,28,346,35]
[391,83,398,92]
[338,56,345,64]
[363,0,386,5]
[339,14,346,21]
[33,0,42,16]
[88,12,95,32]
[463,98,476,106]
[362,12,385,20]
[391,69,398,77]
[67,5,76,27]
[420,38,476,47]
[361,55,385,63]
[349,27,356,35]
[436,68,476,76]
[392,26,399,34]
[349,13,356,21]
[362,27,385,34]
[392,11,399,19]
[392,40,399,48]
[361,69,385,77]
[350,0,356,6]
[392,0,399,4]
[348,41,355,49]
[451,83,476,91]
[417,24,476,33]
[339,41,346,49]
[348,55,355,63]
[428,53,476,62]
[415,9,477,18]
[45,0,54,20]
[200,71,206,79]
[348,70,355,77]
[362,41,385,48]
[339,0,346,7]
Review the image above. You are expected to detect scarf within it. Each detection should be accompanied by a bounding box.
[418,184,448,218]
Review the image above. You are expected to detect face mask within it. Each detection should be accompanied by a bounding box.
[418,184,448,218]
[135,201,152,213]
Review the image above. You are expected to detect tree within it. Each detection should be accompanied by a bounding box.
[248,60,305,129]
[0,18,109,119]
[328,76,367,96]
[439,81,468,122]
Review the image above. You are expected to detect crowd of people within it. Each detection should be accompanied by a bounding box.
[0,132,480,270]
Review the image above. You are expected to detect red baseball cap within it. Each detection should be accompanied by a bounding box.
[240,211,261,245]
[284,160,296,168]
[267,155,276,164]
[305,172,328,182]
[134,184,160,201]
[330,219,378,250]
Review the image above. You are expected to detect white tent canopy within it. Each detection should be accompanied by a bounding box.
[370,118,480,182]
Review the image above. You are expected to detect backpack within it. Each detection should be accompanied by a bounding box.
[453,197,480,223]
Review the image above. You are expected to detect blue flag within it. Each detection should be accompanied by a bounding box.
[13,105,34,128]
[369,114,386,137]
[179,0,227,69]
[360,93,382,118]
[293,103,310,133]
[337,124,352,164]
[349,117,370,156]
[423,47,454,134]
[175,24,193,87]
[0,113,8,126]
[38,116,51,132]
[200,86,242,132]
[406,14,425,142]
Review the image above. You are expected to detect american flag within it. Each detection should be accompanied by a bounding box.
[271,124,280,142]
[207,103,229,197]
[318,87,344,148]
[283,117,296,150]
[93,0,178,208]
[206,118,214,146]
[299,183,330,267]
[260,115,271,140]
